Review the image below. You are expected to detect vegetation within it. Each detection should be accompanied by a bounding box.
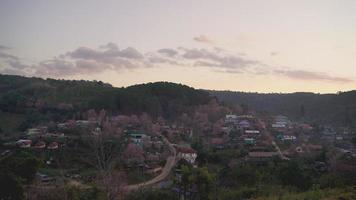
[0,74,211,133]
[211,90,356,126]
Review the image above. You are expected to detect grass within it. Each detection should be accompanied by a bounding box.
[253,186,356,200]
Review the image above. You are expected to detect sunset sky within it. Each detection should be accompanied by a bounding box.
[1,0,356,93]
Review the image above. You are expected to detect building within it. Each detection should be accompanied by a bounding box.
[47,142,59,150]
[211,138,225,149]
[238,120,250,128]
[247,151,279,161]
[225,114,238,124]
[244,138,256,145]
[34,141,46,149]
[16,139,32,148]
[27,128,42,136]
[272,115,289,129]
[126,130,149,146]
[176,146,197,164]
[245,130,260,134]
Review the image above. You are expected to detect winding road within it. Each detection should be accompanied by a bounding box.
[123,135,177,191]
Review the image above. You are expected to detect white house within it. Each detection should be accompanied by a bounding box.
[245,130,260,134]
[176,147,197,164]
[225,114,238,124]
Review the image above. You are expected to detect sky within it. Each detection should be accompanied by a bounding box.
[1,0,356,93]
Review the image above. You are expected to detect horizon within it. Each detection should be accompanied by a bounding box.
[1,73,352,95]
[1,0,356,93]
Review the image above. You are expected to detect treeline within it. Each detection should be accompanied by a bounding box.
[0,74,212,130]
[210,90,356,127]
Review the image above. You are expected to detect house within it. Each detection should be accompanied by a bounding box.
[247,151,279,161]
[34,141,46,149]
[47,142,59,150]
[295,146,303,153]
[238,120,250,128]
[36,173,54,182]
[146,153,160,163]
[221,126,232,134]
[211,138,225,149]
[335,135,343,141]
[282,135,297,141]
[16,139,32,148]
[225,114,238,124]
[272,115,290,129]
[76,120,98,128]
[272,123,286,128]
[126,130,149,146]
[248,151,279,158]
[245,130,260,134]
[322,127,336,135]
[27,128,42,136]
[176,146,197,164]
[244,138,256,145]
[57,123,67,129]
[45,132,65,138]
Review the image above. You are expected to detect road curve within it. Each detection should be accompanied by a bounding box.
[123,135,177,191]
[272,141,290,160]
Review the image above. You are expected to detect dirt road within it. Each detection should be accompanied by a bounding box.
[123,135,177,191]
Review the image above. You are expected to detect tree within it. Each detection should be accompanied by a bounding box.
[175,165,215,200]
[0,172,25,200]
[82,129,126,200]
[300,104,305,118]
[277,161,312,191]
[195,167,215,200]
[1,151,40,183]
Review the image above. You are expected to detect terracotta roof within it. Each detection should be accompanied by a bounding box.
[34,141,46,148]
[211,138,224,145]
[176,147,196,154]
[47,142,59,149]
[248,151,278,158]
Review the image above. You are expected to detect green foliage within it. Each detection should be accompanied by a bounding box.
[175,164,215,200]
[0,172,25,200]
[127,189,178,200]
[218,187,258,200]
[0,75,212,128]
[0,151,41,183]
[277,161,312,191]
[211,90,356,125]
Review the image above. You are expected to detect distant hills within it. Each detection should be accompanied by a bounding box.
[0,74,211,133]
[210,90,356,126]
[1,74,356,130]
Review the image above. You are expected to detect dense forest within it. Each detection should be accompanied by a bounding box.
[0,74,211,133]
[210,90,356,127]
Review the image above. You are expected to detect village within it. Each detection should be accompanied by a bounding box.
[1,106,355,195]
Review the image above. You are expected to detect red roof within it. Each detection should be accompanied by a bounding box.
[47,142,59,149]
[34,141,46,148]
[176,147,196,154]
[211,138,224,145]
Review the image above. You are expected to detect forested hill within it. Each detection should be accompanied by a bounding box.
[210,90,356,126]
[0,74,212,130]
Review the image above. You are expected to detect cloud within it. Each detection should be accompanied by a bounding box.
[157,48,178,57]
[180,48,258,69]
[100,42,119,50]
[270,51,279,56]
[274,69,352,83]
[0,45,11,51]
[193,35,214,44]
[66,46,144,61]
[0,42,353,83]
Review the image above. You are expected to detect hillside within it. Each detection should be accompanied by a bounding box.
[0,74,212,133]
[210,90,356,126]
